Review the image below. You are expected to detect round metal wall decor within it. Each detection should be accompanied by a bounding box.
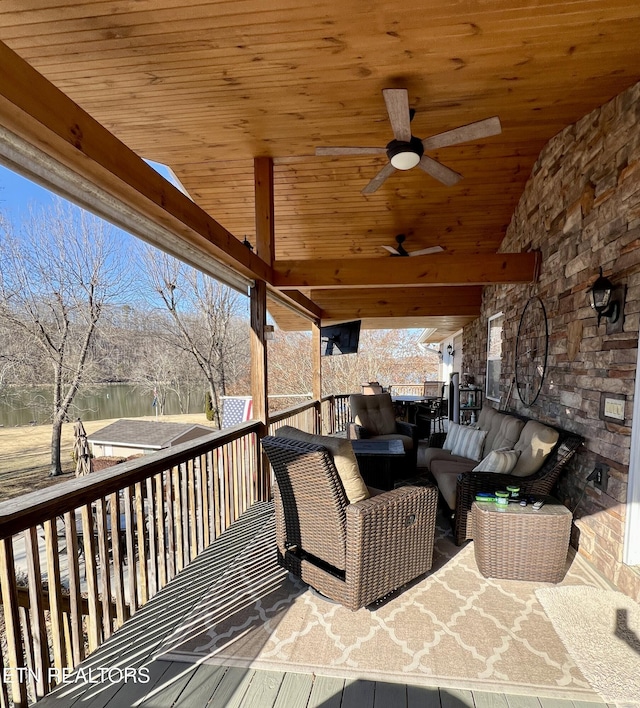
[515,296,548,406]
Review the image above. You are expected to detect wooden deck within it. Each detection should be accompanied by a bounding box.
[35,502,609,708]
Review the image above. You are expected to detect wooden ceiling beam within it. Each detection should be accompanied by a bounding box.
[0,40,270,285]
[314,286,483,320]
[273,252,540,289]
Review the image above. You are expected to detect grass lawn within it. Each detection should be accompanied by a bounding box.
[0,414,216,502]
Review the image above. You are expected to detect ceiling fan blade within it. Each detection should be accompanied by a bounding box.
[382,88,412,142]
[408,246,445,256]
[315,146,387,156]
[362,162,396,194]
[422,116,502,150]
[418,155,462,186]
[381,245,400,255]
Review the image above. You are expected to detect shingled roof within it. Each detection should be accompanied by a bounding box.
[88,419,213,450]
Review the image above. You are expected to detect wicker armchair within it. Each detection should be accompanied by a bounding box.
[452,430,583,546]
[261,434,438,611]
[348,392,419,468]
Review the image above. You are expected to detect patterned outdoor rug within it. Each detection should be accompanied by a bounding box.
[156,511,612,700]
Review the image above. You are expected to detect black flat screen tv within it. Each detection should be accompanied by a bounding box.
[321,320,361,356]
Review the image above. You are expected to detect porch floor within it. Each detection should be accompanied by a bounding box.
[35,502,610,708]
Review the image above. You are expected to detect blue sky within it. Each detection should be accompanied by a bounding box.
[0,165,56,223]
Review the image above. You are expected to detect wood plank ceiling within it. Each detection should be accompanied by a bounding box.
[1,0,639,335]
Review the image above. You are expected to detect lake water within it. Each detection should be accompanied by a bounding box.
[0,383,205,427]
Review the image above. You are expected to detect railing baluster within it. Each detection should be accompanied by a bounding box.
[24,526,50,698]
[81,503,101,653]
[223,444,232,528]
[43,519,65,677]
[134,482,148,605]
[188,459,197,562]
[145,476,158,598]
[94,498,113,640]
[19,605,36,699]
[155,473,167,588]
[173,465,184,573]
[123,486,138,615]
[212,449,222,538]
[200,453,209,549]
[165,467,176,581]
[0,537,28,707]
[108,492,127,628]
[63,510,84,665]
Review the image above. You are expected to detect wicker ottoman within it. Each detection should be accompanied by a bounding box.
[472,496,572,582]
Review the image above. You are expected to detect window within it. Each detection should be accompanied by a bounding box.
[486,313,504,402]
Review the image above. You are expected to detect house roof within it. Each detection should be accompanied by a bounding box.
[88,419,213,450]
[1,1,639,337]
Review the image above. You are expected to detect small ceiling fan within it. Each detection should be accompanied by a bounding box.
[382,234,444,257]
[316,88,502,194]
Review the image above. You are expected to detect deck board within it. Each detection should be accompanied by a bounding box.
[35,501,607,708]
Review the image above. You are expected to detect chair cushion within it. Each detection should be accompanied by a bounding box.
[349,393,397,436]
[473,448,521,474]
[443,422,487,462]
[511,421,560,477]
[275,426,370,503]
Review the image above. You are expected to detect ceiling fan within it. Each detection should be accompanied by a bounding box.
[382,234,444,257]
[316,88,502,194]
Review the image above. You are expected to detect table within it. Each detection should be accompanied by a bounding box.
[351,439,405,491]
[472,496,572,582]
[391,395,437,424]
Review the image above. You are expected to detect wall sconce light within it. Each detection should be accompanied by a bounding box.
[588,267,621,326]
[264,324,275,341]
[447,343,455,358]
[437,348,443,360]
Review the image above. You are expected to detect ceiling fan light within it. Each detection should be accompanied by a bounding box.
[386,137,424,171]
[390,151,421,170]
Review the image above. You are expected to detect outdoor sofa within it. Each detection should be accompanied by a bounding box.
[418,405,584,545]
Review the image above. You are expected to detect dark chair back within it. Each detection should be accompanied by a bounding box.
[261,435,348,571]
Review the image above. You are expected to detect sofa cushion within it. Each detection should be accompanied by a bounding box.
[417,444,473,470]
[476,404,499,432]
[431,459,475,509]
[473,448,521,474]
[511,421,560,477]
[480,411,507,453]
[349,393,397,436]
[275,426,370,503]
[491,416,526,452]
[443,422,487,462]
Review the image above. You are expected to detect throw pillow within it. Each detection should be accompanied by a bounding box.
[275,426,370,503]
[446,423,488,462]
[473,448,521,474]
[442,421,463,452]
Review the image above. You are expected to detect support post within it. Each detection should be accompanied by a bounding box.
[312,320,322,433]
[251,279,270,500]
[252,158,274,500]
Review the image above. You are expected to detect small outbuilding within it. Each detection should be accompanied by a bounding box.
[87,419,213,458]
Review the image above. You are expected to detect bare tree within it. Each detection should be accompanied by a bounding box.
[0,201,131,475]
[143,249,248,427]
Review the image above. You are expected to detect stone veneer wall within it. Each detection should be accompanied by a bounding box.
[462,81,640,600]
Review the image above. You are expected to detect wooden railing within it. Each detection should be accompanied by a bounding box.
[0,396,352,707]
[388,383,424,396]
[0,421,262,707]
